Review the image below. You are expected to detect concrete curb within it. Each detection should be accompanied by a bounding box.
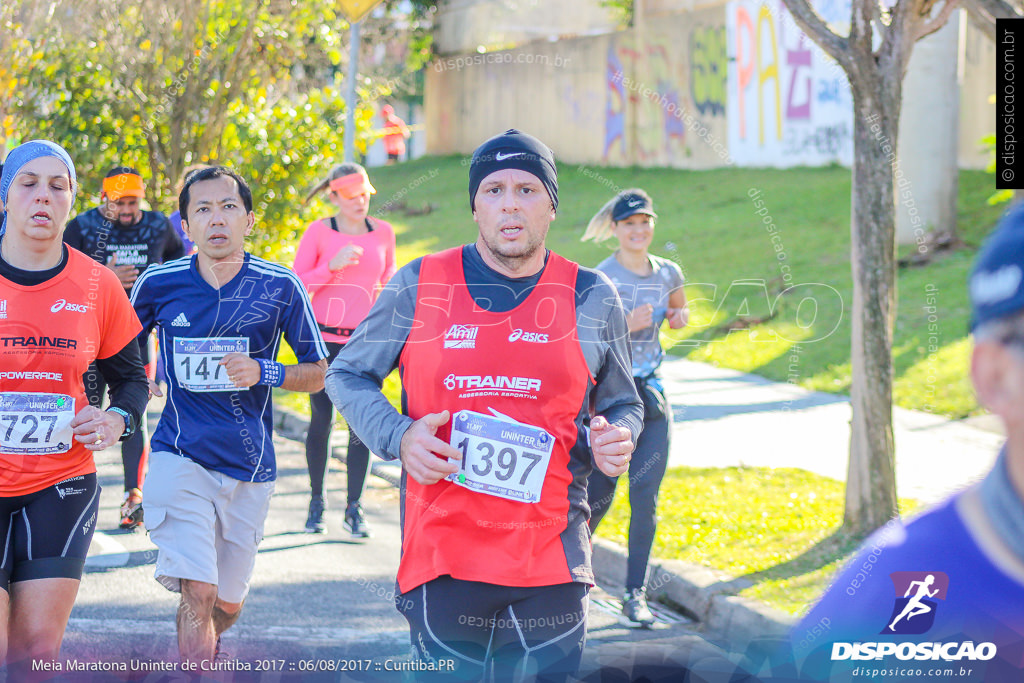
[593,538,794,644]
[273,405,795,643]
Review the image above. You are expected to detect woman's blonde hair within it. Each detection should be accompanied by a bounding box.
[304,162,369,205]
[581,188,653,243]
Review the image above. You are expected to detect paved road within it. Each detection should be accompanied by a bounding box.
[60,427,749,682]
[56,355,1000,681]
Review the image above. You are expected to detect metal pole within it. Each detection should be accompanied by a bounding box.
[344,20,361,162]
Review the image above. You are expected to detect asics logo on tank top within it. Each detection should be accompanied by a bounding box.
[51,299,89,314]
[507,328,549,344]
[443,324,478,349]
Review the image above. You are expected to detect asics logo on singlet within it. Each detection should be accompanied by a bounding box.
[444,373,542,393]
[443,324,478,349]
[507,328,549,344]
[51,299,88,313]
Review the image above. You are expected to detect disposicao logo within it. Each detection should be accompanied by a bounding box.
[884,572,947,635]
[831,571,997,662]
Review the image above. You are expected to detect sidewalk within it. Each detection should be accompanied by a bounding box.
[625,356,1003,643]
[659,357,1003,506]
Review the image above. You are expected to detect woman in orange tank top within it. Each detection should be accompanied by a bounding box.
[0,141,146,677]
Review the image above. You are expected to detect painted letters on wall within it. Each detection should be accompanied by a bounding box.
[726,0,853,166]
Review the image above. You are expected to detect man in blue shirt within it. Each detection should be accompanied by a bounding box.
[784,208,1024,682]
[130,166,327,665]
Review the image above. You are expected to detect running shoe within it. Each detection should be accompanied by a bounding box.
[305,495,326,534]
[214,636,229,662]
[119,488,144,530]
[343,502,372,538]
[622,587,656,627]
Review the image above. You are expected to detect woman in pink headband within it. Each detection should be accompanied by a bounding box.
[293,163,396,538]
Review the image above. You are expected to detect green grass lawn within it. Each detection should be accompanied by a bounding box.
[274,156,1002,615]
[355,156,1003,418]
[594,465,920,615]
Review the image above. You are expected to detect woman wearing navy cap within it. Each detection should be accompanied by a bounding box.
[582,188,688,627]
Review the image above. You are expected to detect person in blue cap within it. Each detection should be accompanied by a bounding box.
[0,141,148,677]
[581,188,688,627]
[784,206,1024,682]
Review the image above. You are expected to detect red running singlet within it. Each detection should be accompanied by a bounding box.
[397,247,593,592]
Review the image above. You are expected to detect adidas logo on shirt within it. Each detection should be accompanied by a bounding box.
[171,312,190,327]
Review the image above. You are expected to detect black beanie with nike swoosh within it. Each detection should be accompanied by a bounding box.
[468,129,558,212]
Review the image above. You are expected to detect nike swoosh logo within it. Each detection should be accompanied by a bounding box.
[628,200,642,207]
[495,151,524,161]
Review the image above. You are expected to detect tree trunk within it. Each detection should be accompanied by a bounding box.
[844,80,901,535]
[781,0,959,537]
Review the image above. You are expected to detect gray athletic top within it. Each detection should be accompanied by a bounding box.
[596,253,685,378]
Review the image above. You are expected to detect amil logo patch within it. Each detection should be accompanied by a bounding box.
[883,571,948,635]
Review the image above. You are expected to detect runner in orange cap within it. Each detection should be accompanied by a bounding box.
[63,166,184,530]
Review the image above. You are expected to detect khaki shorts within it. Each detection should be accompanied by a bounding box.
[144,451,274,604]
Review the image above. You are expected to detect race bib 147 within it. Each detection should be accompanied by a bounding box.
[173,337,249,393]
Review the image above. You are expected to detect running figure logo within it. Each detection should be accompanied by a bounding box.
[883,571,949,635]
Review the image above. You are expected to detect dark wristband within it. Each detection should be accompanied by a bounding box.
[106,406,135,441]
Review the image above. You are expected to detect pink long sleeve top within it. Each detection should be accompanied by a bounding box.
[292,217,397,343]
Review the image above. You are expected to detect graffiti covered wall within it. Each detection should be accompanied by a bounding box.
[602,8,730,168]
[424,2,990,170]
[726,0,853,166]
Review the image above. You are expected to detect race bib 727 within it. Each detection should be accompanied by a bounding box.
[0,392,75,455]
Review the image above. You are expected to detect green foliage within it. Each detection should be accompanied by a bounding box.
[218,86,375,262]
[5,0,429,253]
[982,133,1015,206]
[10,1,338,197]
[600,0,635,27]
